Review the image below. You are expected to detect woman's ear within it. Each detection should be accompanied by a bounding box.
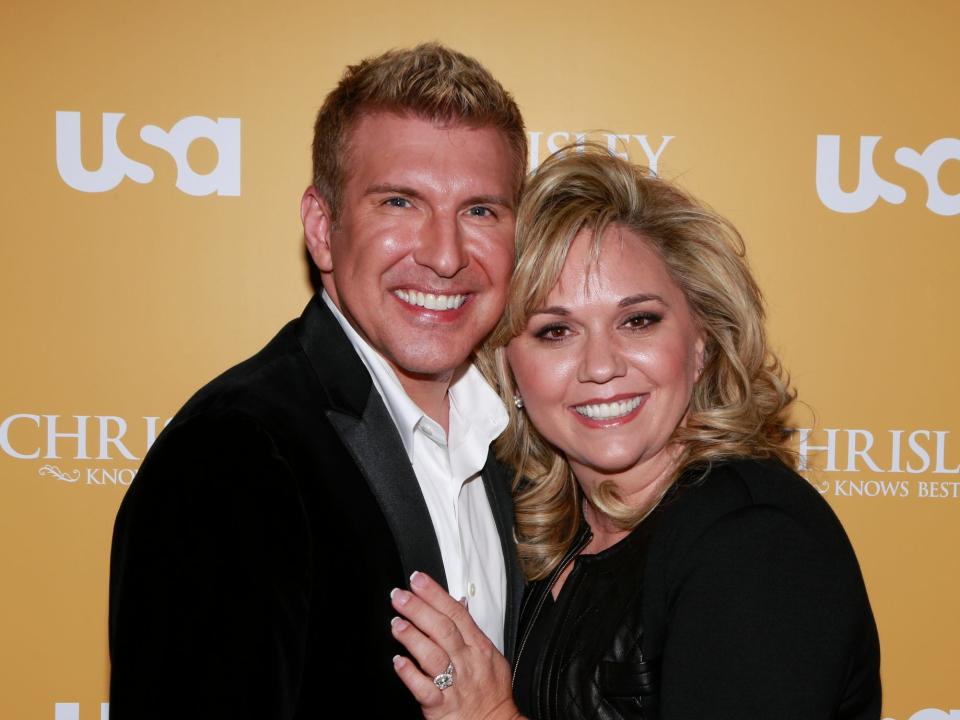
[694,335,708,381]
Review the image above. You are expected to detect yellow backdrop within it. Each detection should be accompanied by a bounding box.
[2,1,957,718]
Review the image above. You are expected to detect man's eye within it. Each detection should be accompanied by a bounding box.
[467,206,495,218]
[385,197,411,208]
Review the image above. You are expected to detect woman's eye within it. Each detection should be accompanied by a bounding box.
[534,324,571,341]
[623,313,661,330]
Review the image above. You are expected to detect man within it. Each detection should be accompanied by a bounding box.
[109,44,527,718]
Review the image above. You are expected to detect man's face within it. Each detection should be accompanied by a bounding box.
[303,112,517,386]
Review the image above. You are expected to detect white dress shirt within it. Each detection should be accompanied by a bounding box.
[322,292,509,651]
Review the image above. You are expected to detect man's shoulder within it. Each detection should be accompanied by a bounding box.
[175,317,305,424]
[134,317,313,477]
[172,295,368,431]
[120,300,373,504]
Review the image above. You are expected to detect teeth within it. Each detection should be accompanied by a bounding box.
[574,396,643,420]
[394,289,467,311]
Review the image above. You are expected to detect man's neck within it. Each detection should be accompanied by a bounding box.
[319,289,463,433]
[392,364,467,434]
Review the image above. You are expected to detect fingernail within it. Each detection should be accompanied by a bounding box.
[393,655,407,669]
[391,588,410,606]
[458,596,468,608]
[391,616,409,631]
[410,571,427,590]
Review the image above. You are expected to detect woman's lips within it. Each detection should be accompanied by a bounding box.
[570,394,646,426]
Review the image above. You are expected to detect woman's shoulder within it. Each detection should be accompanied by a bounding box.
[665,455,830,518]
[641,457,881,717]
[658,455,808,514]
[650,456,858,563]
[644,455,877,646]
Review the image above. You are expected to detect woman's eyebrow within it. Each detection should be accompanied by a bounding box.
[531,306,570,316]
[532,294,669,316]
[618,293,667,308]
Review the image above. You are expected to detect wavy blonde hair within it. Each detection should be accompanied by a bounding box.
[477,145,797,580]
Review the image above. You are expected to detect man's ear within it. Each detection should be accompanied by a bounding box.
[301,186,334,272]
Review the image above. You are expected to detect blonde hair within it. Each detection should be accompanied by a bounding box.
[311,43,527,219]
[478,145,797,580]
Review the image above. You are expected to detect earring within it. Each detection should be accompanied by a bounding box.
[513,395,524,410]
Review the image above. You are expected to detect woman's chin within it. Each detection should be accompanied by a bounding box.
[569,452,646,478]
[567,442,682,487]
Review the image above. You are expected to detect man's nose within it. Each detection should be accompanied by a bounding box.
[577,334,628,384]
[413,215,469,278]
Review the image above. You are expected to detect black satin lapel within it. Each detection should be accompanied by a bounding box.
[325,389,448,591]
[296,294,370,418]
[481,452,525,662]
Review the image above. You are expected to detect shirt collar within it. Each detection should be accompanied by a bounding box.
[447,363,509,479]
[322,291,508,465]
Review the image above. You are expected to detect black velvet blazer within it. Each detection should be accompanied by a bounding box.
[108,294,525,719]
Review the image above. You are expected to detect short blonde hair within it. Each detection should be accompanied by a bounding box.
[478,145,797,580]
[312,43,527,219]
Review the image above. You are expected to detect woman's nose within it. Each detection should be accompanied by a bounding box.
[576,335,627,384]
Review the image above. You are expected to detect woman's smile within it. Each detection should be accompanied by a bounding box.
[570,393,646,425]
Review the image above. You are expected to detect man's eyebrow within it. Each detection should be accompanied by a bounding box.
[362,186,512,210]
[364,183,424,199]
[618,293,667,308]
[465,194,514,209]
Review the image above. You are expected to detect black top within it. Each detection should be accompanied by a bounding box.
[511,457,881,720]
[515,592,557,712]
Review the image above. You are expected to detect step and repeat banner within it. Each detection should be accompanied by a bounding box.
[2,1,957,718]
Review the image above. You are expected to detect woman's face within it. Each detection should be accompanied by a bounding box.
[506,225,705,488]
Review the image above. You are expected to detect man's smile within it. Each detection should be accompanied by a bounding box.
[392,288,469,311]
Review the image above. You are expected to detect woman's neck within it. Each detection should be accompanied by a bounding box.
[576,448,680,554]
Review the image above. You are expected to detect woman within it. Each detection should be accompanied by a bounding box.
[388,146,881,719]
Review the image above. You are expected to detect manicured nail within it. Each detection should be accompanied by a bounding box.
[393,655,407,669]
[391,616,409,631]
[391,588,410,606]
[410,571,427,590]
[458,596,468,607]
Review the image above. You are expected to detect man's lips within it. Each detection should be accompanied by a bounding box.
[392,288,469,311]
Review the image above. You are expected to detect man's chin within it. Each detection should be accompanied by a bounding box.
[386,346,475,383]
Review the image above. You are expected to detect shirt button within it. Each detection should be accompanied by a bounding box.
[468,582,477,597]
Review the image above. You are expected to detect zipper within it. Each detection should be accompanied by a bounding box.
[511,524,593,689]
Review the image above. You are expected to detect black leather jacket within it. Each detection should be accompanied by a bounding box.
[510,458,882,720]
[513,516,662,720]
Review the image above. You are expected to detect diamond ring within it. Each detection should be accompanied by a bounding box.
[433,661,455,690]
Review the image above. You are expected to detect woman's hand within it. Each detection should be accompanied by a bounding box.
[390,571,525,720]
